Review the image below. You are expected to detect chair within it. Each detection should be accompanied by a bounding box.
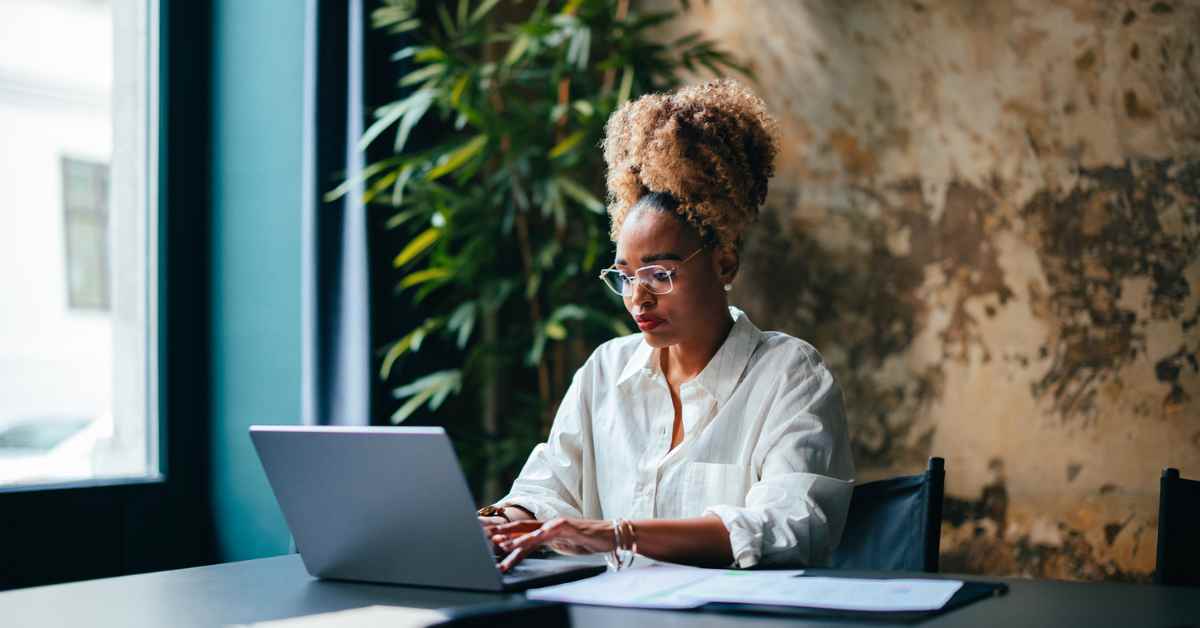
[830,457,945,572]
[1155,467,1200,586]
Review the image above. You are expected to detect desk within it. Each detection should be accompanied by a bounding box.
[2,555,1197,627]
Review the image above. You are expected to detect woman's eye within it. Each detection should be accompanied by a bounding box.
[652,271,671,282]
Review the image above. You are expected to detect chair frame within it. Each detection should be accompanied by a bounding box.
[1155,467,1199,586]
[922,457,946,573]
[833,456,945,572]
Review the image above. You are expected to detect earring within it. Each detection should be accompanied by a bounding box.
[723,284,732,292]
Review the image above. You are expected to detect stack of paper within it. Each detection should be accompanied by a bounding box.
[526,564,963,613]
[230,605,450,628]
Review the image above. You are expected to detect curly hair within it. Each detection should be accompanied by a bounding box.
[602,78,779,249]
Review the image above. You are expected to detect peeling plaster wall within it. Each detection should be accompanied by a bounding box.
[648,0,1200,580]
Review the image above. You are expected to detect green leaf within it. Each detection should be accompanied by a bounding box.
[548,130,586,158]
[391,369,462,423]
[323,156,406,202]
[394,90,435,153]
[379,318,443,379]
[556,176,605,213]
[544,321,567,340]
[525,330,547,366]
[456,0,468,28]
[390,164,416,206]
[414,47,447,63]
[437,4,456,37]
[391,387,435,423]
[549,304,587,323]
[447,301,477,349]
[384,207,422,230]
[400,64,444,87]
[469,0,501,24]
[388,18,420,34]
[504,34,530,66]
[361,169,399,205]
[617,66,634,105]
[449,73,470,106]
[425,134,488,181]
[390,46,420,62]
[393,227,441,267]
[359,89,434,153]
[360,103,407,151]
[399,266,453,289]
[572,100,594,118]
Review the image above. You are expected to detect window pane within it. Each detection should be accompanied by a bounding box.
[0,0,156,488]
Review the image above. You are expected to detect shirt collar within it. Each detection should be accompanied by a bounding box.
[615,306,763,408]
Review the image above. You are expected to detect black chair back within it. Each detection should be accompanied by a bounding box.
[831,457,945,572]
[1155,467,1200,586]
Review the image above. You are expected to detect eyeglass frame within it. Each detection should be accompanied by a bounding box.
[597,247,706,297]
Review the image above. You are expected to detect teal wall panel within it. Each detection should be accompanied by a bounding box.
[209,0,306,561]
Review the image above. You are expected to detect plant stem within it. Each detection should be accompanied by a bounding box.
[600,0,630,94]
[514,210,553,429]
[482,304,501,502]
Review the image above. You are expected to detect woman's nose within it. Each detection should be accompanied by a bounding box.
[627,278,656,306]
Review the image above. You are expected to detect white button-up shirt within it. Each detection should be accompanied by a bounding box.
[497,307,854,568]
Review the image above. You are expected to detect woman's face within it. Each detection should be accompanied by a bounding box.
[612,208,732,349]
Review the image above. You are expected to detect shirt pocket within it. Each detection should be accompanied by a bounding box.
[682,462,753,516]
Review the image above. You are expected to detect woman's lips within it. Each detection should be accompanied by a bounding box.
[635,315,664,331]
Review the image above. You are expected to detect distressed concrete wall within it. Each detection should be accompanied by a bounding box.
[648,0,1200,580]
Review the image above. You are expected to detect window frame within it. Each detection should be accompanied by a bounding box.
[0,0,216,590]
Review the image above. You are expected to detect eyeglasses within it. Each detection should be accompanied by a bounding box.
[598,247,704,297]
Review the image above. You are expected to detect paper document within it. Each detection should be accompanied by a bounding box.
[526,563,802,609]
[682,575,963,611]
[526,564,721,609]
[230,605,449,628]
[527,564,962,612]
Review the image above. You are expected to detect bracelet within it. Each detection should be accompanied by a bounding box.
[617,519,638,569]
[604,519,639,570]
[605,519,622,570]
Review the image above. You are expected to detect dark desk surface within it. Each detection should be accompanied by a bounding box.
[2,555,1197,628]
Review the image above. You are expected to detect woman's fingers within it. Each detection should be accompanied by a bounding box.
[485,519,541,547]
[488,520,543,534]
[499,519,570,553]
[497,544,531,573]
[496,521,569,572]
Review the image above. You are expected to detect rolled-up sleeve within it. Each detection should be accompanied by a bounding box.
[704,358,855,568]
[494,362,593,521]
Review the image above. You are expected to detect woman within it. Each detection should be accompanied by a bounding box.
[481,79,854,572]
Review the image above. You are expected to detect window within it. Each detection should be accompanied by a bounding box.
[0,0,157,488]
[62,157,112,311]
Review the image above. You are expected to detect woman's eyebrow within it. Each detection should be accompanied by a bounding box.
[614,252,682,266]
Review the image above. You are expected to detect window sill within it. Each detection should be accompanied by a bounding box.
[0,474,166,495]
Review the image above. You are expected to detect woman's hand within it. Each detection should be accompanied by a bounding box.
[486,518,614,572]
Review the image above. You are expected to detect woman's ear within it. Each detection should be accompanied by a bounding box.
[713,246,739,286]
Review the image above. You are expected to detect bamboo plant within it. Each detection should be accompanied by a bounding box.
[329,0,747,499]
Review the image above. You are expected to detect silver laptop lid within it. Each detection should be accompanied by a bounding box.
[249,425,503,590]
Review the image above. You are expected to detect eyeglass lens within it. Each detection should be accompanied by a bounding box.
[602,266,673,296]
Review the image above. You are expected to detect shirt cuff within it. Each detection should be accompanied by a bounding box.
[704,504,765,569]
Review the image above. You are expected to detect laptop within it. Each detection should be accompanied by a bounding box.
[249,425,606,591]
